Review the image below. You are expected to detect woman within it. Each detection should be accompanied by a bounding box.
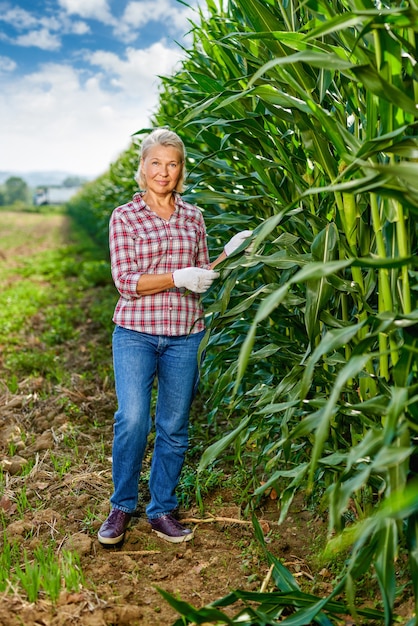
[98,128,251,545]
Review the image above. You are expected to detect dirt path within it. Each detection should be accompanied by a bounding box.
[2,211,410,625]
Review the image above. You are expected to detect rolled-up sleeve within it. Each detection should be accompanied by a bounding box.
[109,208,142,299]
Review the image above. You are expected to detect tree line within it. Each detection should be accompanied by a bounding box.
[0,177,30,206]
[0,176,87,207]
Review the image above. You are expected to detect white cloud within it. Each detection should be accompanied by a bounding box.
[0,41,183,176]
[0,5,91,50]
[71,21,91,35]
[0,1,197,52]
[122,0,171,27]
[58,0,115,24]
[14,28,61,51]
[0,6,38,29]
[87,42,183,91]
[0,6,63,33]
[118,0,196,41]
[0,55,16,72]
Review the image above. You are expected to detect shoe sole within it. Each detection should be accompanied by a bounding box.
[151,529,194,543]
[97,531,126,545]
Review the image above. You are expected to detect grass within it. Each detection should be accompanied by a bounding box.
[1,537,85,603]
[0,208,114,388]
[0,206,116,605]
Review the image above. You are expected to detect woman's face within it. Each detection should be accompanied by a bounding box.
[141,145,183,194]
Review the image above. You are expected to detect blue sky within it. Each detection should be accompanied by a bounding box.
[0,0,201,178]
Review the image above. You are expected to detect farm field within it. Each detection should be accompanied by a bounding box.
[0,209,334,626]
[1,0,418,621]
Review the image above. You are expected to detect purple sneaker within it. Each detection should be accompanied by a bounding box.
[149,514,194,543]
[98,509,131,545]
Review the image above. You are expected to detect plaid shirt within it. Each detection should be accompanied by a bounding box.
[109,192,211,336]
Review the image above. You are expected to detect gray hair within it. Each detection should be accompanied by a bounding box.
[135,128,186,192]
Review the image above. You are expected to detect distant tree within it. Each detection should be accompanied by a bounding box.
[62,176,86,187]
[0,187,6,206]
[4,177,29,205]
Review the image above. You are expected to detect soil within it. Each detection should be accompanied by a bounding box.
[0,211,415,625]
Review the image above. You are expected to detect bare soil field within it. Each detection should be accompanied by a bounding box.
[0,211,414,625]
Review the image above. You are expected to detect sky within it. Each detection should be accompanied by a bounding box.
[0,0,201,180]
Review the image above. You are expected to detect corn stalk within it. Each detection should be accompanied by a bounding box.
[72,0,418,620]
[151,0,418,620]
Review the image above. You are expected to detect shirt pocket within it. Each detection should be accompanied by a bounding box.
[174,224,200,257]
[134,231,166,263]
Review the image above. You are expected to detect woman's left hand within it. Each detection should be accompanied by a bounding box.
[224,230,253,256]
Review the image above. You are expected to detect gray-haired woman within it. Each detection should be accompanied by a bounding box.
[98,128,252,545]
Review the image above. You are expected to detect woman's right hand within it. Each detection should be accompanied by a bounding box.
[173,267,219,293]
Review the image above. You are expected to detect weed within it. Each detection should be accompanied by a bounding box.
[88,284,117,330]
[7,441,17,457]
[33,545,61,603]
[4,348,63,381]
[19,459,36,477]
[57,397,82,417]
[0,535,19,592]
[60,428,79,455]
[178,463,226,512]
[15,550,42,602]
[81,507,98,533]
[60,550,85,592]
[6,375,19,393]
[50,453,72,478]
[15,485,30,519]
[0,282,49,340]
[0,535,86,603]
[42,303,82,345]
[79,260,112,287]
[97,436,107,463]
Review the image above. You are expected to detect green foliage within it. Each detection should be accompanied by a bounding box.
[159,518,386,625]
[0,203,67,214]
[1,176,29,205]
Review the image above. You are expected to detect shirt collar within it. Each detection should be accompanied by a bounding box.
[132,191,183,214]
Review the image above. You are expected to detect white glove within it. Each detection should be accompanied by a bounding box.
[224,230,253,256]
[173,267,220,293]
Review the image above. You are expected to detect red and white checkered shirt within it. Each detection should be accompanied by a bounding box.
[109,192,211,336]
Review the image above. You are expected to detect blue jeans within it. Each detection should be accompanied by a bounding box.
[110,325,204,519]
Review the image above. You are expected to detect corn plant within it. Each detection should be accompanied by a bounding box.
[68,0,417,620]
[150,0,418,622]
